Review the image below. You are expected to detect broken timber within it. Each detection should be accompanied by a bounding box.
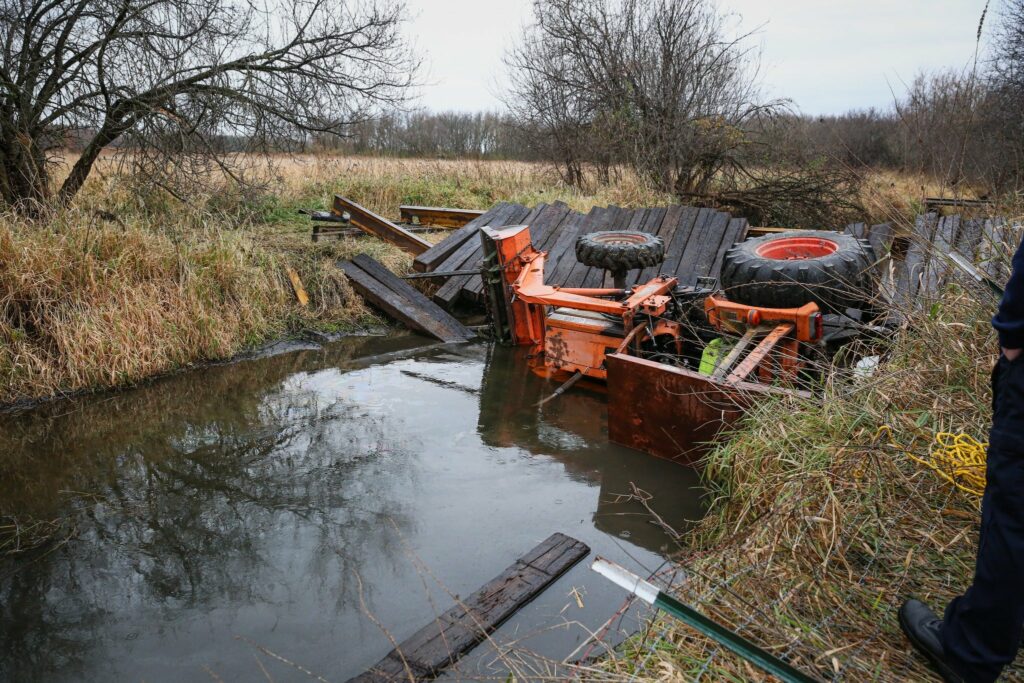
[314,225,451,241]
[334,194,432,255]
[414,201,749,309]
[339,254,474,343]
[347,532,590,683]
[400,205,485,228]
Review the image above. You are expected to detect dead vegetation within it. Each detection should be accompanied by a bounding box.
[589,282,1020,680]
[0,152,986,408]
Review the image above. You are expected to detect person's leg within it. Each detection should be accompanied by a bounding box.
[941,356,1024,682]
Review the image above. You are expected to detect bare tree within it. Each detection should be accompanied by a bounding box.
[505,0,781,195]
[985,0,1024,190]
[0,0,417,210]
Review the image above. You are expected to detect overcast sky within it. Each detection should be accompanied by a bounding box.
[404,0,991,115]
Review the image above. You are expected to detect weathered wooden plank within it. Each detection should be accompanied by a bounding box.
[558,206,612,289]
[460,203,556,303]
[665,207,712,280]
[638,204,689,283]
[313,224,449,241]
[347,533,589,683]
[708,217,749,283]
[845,222,868,240]
[524,201,573,252]
[458,200,557,301]
[435,203,529,276]
[895,212,938,304]
[413,203,512,273]
[286,267,310,307]
[433,203,531,307]
[924,196,994,212]
[339,260,469,343]
[867,223,895,257]
[955,216,984,258]
[979,217,1012,282]
[921,214,960,298]
[350,254,474,342]
[619,206,668,286]
[465,202,573,301]
[687,211,732,285]
[334,195,432,256]
[400,205,486,228]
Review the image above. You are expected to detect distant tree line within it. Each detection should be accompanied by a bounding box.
[495,0,1024,224]
[308,111,536,159]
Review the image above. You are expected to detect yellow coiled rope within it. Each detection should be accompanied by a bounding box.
[878,427,988,498]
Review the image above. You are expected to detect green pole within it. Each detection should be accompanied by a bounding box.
[592,557,820,683]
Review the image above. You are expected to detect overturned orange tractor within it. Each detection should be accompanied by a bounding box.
[480,224,876,462]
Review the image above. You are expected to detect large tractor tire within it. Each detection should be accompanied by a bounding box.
[720,230,875,312]
[575,231,665,272]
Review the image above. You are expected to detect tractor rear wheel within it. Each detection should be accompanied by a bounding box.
[575,231,665,274]
[720,230,875,312]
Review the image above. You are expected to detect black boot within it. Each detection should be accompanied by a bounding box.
[899,599,966,683]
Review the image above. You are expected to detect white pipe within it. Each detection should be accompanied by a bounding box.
[591,556,660,605]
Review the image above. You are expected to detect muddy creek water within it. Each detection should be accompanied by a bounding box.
[0,335,705,682]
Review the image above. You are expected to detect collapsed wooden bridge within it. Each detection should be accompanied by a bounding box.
[312,195,1019,343]
[413,201,750,308]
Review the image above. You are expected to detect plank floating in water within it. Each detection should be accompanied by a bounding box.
[334,194,433,256]
[339,255,474,343]
[347,532,590,683]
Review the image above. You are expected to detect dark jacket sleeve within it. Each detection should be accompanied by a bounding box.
[994,239,1024,348]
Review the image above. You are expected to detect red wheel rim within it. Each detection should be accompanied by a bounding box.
[755,236,838,260]
[594,232,648,245]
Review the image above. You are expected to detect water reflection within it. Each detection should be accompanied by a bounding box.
[477,345,703,549]
[0,335,703,682]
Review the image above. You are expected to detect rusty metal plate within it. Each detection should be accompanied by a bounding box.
[606,353,757,463]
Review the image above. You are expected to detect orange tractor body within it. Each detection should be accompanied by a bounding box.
[481,225,826,462]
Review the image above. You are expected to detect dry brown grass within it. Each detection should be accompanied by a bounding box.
[0,153,677,406]
[0,153,997,409]
[0,208,381,405]
[592,291,1010,681]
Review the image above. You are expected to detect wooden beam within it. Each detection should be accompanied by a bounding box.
[347,533,590,683]
[350,253,474,341]
[412,202,513,274]
[285,267,309,307]
[312,225,449,242]
[339,259,472,343]
[334,195,432,255]
[400,205,485,228]
[923,196,993,212]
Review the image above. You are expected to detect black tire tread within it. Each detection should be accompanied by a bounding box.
[574,231,665,273]
[720,230,875,311]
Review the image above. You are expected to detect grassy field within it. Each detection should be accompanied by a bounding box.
[1,154,678,406]
[0,152,1017,679]
[591,293,1008,681]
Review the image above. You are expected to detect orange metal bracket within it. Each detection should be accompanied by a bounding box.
[725,323,794,384]
[489,224,678,347]
[705,295,822,342]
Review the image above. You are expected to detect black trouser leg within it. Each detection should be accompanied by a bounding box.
[941,356,1024,683]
